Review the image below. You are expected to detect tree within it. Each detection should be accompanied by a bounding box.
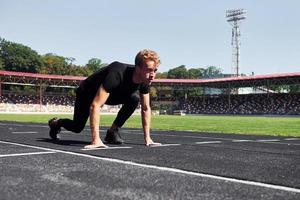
[0,57,3,70]
[187,68,205,79]
[69,65,91,77]
[0,38,43,72]
[39,53,69,75]
[202,66,222,78]
[86,58,106,73]
[65,57,76,66]
[167,65,188,79]
[156,72,168,79]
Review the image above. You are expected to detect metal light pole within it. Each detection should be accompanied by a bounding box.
[226,9,246,77]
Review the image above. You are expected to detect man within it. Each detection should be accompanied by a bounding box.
[48,49,161,148]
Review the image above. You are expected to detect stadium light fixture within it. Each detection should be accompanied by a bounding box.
[226,8,247,77]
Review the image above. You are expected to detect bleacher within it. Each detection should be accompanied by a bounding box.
[0,93,141,114]
[180,93,300,115]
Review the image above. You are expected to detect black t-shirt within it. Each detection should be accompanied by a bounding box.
[79,61,149,102]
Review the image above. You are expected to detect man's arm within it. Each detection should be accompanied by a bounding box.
[85,85,110,148]
[140,93,161,146]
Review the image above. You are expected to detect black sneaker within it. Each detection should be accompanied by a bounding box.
[48,117,61,140]
[104,129,124,144]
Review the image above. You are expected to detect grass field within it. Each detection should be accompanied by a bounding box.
[0,113,299,137]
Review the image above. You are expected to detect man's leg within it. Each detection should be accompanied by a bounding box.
[113,92,140,128]
[105,92,140,144]
[49,90,93,140]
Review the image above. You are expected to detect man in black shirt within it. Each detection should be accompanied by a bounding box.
[48,49,161,148]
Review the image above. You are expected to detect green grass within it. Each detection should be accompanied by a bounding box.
[0,114,299,137]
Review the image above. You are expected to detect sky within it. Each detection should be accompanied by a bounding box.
[0,0,299,75]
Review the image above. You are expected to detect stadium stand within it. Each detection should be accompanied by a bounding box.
[0,93,135,114]
[0,70,299,115]
[0,94,74,113]
[180,93,300,115]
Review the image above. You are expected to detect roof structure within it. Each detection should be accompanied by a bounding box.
[0,70,84,87]
[0,70,300,89]
[153,72,300,88]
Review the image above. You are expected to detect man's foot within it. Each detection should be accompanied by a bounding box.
[84,143,108,149]
[48,117,61,140]
[145,138,161,147]
[104,129,124,144]
[146,142,162,147]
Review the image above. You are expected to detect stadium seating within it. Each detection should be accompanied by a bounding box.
[0,93,299,115]
[0,94,141,114]
[180,93,300,115]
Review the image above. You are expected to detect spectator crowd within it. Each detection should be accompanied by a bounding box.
[0,94,75,113]
[0,93,299,115]
[0,94,135,114]
[180,93,300,115]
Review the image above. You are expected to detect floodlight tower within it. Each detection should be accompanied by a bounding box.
[226,9,246,77]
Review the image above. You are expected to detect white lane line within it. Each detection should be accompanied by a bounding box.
[149,144,181,148]
[0,140,299,194]
[0,122,235,141]
[232,140,253,142]
[0,151,56,158]
[195,141,222,144]
[257,141,300,146]
[0,123,48,128]
[81,146,132,151]
[1,122,299,147]
[0,141,61,151]
[12,131,38,134]
[256,139,280,142]
[127,132,234,141]
[2,122,299,145]
[284,138,300,141]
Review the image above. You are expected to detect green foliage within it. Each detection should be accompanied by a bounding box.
[0,38,4,70]
[167,65,188,78]
[156,72,168,79]
[0,37,226,81]
[202,66,223,78]
[86,58,106,72]
[0,57,3,70]
[166,65,222,79]
[0,39,43,72]
[39,53,69,75]
[0,38,93,77]
[187,68,204,79]
[68,65,90,77]
[38,56,106,76]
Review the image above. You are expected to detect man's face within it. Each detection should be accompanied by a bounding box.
[139,60,158,85]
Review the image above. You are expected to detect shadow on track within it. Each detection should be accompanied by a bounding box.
[36,138,90,147]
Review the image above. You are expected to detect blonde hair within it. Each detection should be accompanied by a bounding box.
[135,49,161,67]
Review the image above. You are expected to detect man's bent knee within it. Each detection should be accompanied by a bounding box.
[73,124,86,133]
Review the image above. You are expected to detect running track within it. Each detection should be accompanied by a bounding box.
[0,121,299,200]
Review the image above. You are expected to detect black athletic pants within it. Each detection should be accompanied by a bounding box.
[58,88,140,133]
